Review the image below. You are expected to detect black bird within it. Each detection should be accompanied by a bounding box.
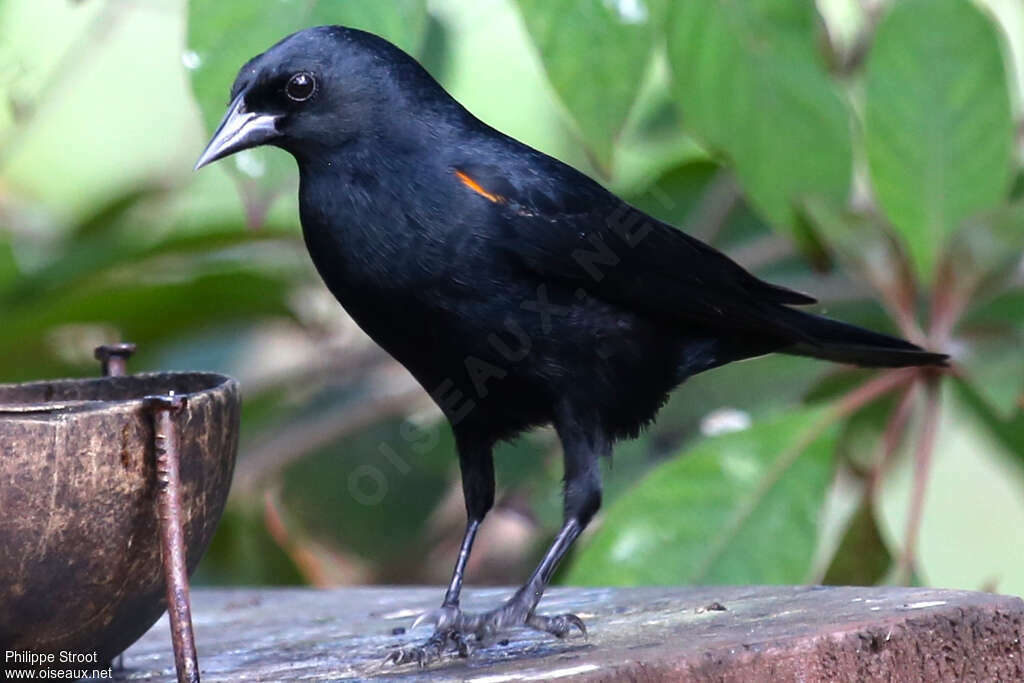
[195,26,947,664]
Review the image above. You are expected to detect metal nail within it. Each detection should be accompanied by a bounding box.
[143,393,199,683]
[94,343,137,377]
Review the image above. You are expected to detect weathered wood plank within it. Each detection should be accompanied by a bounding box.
[108,586,1023,681]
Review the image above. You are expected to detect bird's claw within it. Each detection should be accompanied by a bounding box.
[411,604,461,631]
[385,628,471,666]
[527,612,587,639]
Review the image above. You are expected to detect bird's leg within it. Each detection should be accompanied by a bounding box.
[442,518,480,609]
[447,514,590,642]
[386,435,494,665]
[387,410,605,666]
[388,516,591,667]
[448,410,605,641]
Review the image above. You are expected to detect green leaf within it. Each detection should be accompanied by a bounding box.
[71,186,166,240]
[628,160,722,228]
[0,255,300,383]
[666,0,852,239]
[186,0,429,214]
[964,288,1024,328]
[281,417,454,565]
[308,1,428,52]
[864,0,1014,283]
[0,235,17,295]
[956,327,1024,419]
[948,201,1024,299]
[836,391,900,473]
[628,161,775,251]
[514,0,662,171]
[564,408,839,585]
[823,498,893,586]
[799,196,911,300]
[953,378,1024,472]
[4,225,300,304]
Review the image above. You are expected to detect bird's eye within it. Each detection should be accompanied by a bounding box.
[285,72,317,102]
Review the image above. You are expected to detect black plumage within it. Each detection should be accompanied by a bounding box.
[196,25,946,663]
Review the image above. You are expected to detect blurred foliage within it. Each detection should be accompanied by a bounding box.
[864,0,1014,280]
[513,0,667,170]
[566,408,840,585]
[0,0,1021,598]
[667,0,853,242]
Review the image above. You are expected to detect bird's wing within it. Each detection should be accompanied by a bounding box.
[454,160,818,342]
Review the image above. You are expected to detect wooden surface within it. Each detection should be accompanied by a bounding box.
[106,585,1023,682]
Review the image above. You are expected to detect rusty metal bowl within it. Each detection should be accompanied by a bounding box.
[0,372,239,664]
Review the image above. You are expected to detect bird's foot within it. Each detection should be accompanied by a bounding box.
[385,601,586,666]
[385,626,472,666]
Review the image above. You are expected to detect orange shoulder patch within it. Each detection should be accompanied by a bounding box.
[455,170,505,204]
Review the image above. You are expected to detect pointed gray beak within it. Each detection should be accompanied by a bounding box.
[194,92,280,171]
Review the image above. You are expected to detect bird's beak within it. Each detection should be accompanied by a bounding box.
[194,92,280,171]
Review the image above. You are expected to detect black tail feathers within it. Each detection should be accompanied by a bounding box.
[780,310,948,369]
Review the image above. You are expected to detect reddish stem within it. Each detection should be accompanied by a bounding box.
[262,488,330,587]
[928,264,970,348]
[889,273,928,346]
[897,378,943,584]
[928,256,953,342]
[832,368,919,421]
[866,253,927,346]
[866,381,919,502]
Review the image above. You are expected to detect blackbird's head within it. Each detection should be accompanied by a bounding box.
[195,25,436,170]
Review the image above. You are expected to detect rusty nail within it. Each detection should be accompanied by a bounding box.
[95,343,137,377]
[143,393,199,683]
